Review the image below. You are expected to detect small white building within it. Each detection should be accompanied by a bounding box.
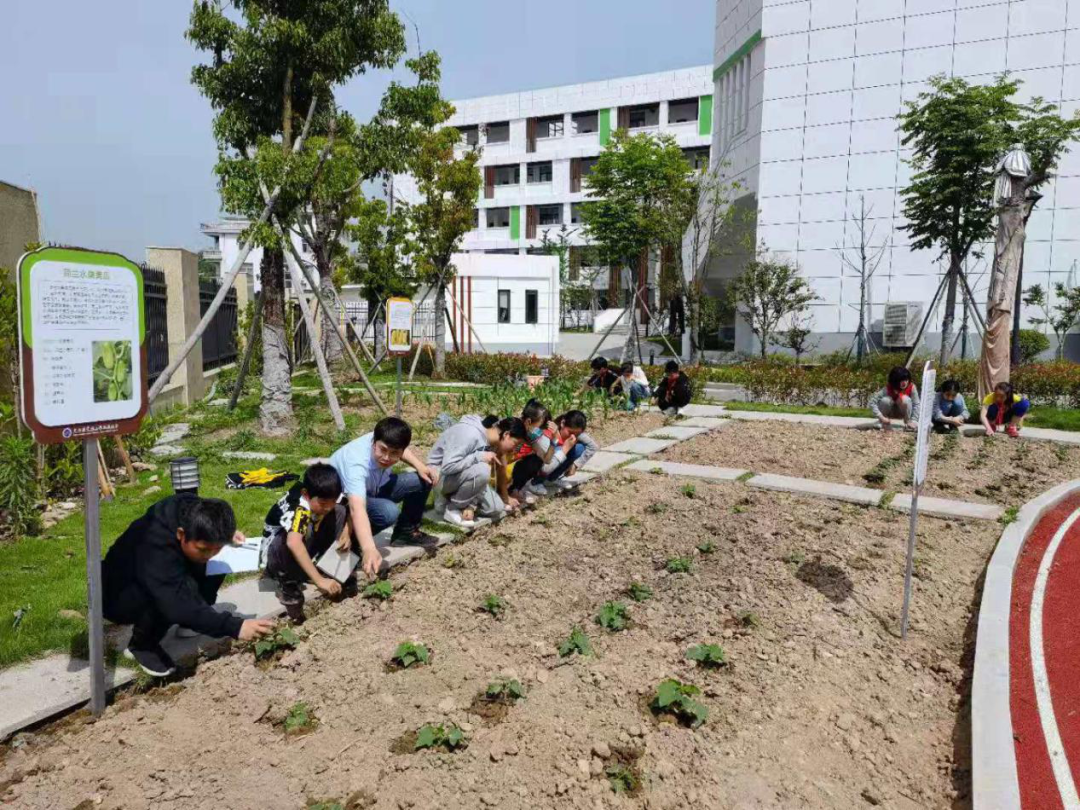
[339,252,560,357]
[199,215,314,293]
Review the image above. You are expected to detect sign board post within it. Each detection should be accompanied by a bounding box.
[386,297,414,418]
[901,360,936,639]
[16,246,148,715]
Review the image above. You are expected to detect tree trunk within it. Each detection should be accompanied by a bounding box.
[371,298,386,360]
[260,248,293,436]
[688,292,702,365]
[319,272,343,366]
[979,197,1030,401]
[434,281,447,375]
[938,256,960,366]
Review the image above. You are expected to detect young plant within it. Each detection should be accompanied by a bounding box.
[686,643,727,669]
[479,594,507,618]
[1000,505,1020,527]
[362,580,393,601]
[646,502,668,515]
[665,556,692,574]
[782,550,806,566]
[697,539,716,554]
[650,678,708,728]
[283,701,318,734]
[626,582,653,602]
[595,601,630,632]
[558,626,592,657]
[738,610,761,629]
[414,723,468,751]
[484,677,526,702]
[606,763,643,795]
[391,642,431,669]
[441,552,464,569]
[254,626,300,661]
[681,483,697,498]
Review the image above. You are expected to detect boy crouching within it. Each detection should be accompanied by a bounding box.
[263,463,356,624]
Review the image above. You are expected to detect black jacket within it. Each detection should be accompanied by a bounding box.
[102,495,244,639]
[655,372,692,410]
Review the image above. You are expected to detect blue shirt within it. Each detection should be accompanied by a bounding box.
[328,433,392,499]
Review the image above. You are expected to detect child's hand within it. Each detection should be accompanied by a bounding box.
[985,427,996,437]
[238,618,274,641]
[506,496,521,511]
[361,548,382,578]
[563,434,577,452]
[481,451,502,466]
[567,464,578,477]
[546,420,558,434]
[317,577,342,597]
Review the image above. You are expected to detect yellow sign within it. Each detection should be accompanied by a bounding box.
[386,297,414,355]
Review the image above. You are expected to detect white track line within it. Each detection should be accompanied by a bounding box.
[1030,506,1080,809]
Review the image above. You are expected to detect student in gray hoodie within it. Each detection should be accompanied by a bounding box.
[427,415,527,528]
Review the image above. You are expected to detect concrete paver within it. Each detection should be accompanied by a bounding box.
[889,493,1004,521]
[678,404,729,418]
[643,426,707,441]
[581,450,640,473]
[604,437,677,455]
[678,416,728,429]
[748,473,882,506]
[726,411,874,429]
[625,459,748,481]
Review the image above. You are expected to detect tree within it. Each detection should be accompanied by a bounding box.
[188,0,406,435]
[836,195,889,364]
[540,225,576,329]
[1024,280,1080,360]
[405,127,482,374]
[899,74,1080,366]
[729,254,817,359]
[773,312,819,366]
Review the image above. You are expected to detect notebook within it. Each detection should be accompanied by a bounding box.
[206,540,262,575]
[315,544,361,583]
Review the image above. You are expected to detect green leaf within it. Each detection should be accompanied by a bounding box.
[686,643,726,667]
[278,627,300,646]
[414,724,439,750]
[254,640,273,658]
[446,726,465,748]
[627,582,653,602]
[363,580,393,600]
[595,601,629,631]
[654,679,682,709]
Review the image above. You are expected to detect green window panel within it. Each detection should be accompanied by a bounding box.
[598,108,612,145]
[699,95,713,136]
[713,31,761,83]
[510,206,521,240]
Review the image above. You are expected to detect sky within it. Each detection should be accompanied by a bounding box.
[0,0,715,261]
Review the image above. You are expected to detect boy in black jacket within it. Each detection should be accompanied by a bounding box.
[102,495,273,676]
[655,360,692,415]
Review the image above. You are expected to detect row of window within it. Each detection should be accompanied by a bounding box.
[457,97,703,147]
[485,147,709,190]
[497,289,539,325]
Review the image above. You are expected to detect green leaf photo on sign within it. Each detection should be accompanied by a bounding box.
[92,340,134,403]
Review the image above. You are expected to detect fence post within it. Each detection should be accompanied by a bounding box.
[147,247,204,405]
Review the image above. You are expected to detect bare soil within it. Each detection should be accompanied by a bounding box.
[2,470,986,809]
[661,420,1080,505]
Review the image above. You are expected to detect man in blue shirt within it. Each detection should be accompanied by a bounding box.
[329,416,440,577]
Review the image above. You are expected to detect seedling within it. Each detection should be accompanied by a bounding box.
[595,601,630,632]
[414,723,468,751]
[362,580,393,601]
[782,550,805,566]
[646,502,668,515]
[736,471,754,482]
[283,702,318,735]
[626,582,653,602]
[391,642,431,669]
[1000,505,1020,527]
[686,643,727,669]
[254,626,300,661]
[534,515,551,527]
[737,610,760,629]
[650,466,665,475]
[681,483,697,498]
[484,678,526,702]
[441,553,464,569]
[488,533,512,547]
[479,594,507,618]
[650,678,708,728]
[621,516,640,528]
[697,540,716,554]
[731,504,747,514]
[558,626,592,657]
[665,556,692,574]
[606,763,643,795]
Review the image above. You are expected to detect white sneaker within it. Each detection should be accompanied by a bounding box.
[525,481,549,497]
[443,508,477,528]
[552,478,576,491]
[663,407,679,417]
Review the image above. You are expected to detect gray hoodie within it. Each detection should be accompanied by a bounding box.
[427,415,490,475]
[538,430,599,475]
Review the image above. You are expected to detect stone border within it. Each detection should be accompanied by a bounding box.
[747,472,883,506]
[971,479,1080,810]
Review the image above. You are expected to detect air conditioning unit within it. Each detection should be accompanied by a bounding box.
[882,302,924,348]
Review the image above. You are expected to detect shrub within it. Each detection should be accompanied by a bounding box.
[0,434,41,540]
[1017,329,1051,364]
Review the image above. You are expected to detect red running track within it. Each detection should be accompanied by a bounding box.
[1010,492,1080,810]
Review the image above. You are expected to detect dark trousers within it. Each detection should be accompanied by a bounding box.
[103,574,225,649]
[367,472,430,536]
[266,504,353,609]
[510,455,544,491]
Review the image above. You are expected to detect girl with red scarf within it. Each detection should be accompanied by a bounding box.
[871,366,920,430]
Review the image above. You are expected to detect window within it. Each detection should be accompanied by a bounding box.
[627,103,659,129]
[536,115,563,138]
[572,110,599,134]
[486,207,511,228]
[525,290,538,324]
[570,202,584,224]
[668,97,699,124]
[458,125,479,146]
[683,146,710,171]
[473,208,480,228]
[498,289,511,323]
[537,204,562,226]
[486,248,520,255]
[527,161,553,183]
[494,164,520,186]
[486,121,510,143]
[717,53,751,151]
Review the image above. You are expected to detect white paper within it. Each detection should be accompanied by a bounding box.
[315,544,360,583]
[913,362,936,488]
[206,543,262,575]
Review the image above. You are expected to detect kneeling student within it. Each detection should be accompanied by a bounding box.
[654,360,692,416]
[981,381,1031,438]
[102,495,274,676]
[264,463,354,624]
[932,379,970,433]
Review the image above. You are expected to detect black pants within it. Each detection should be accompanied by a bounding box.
[510,454,544,492]
[266,504,354,609]
[103,574,226,648]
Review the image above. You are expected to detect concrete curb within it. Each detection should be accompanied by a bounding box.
[624,459,748,481]
[971,479,1080,810]
[747,473,883,506]
[888,493,1004,522]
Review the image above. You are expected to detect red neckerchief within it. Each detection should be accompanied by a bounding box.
[994,396,1009,426]
[886,382,914,402]
[663,374,679,395]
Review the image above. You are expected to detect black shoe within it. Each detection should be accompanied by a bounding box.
[341,578,359,599]
[284,602,307,624]
[123,643,176,677]
[390,529,440,556]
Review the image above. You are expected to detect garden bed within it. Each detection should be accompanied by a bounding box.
[660,421,1080,505]
[2,472,985,808]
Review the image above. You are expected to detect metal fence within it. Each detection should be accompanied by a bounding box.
[142,265,170,386]
[199,279,238,371]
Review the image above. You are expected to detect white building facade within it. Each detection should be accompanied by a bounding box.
[396,67,715,310]
[711,0,1080,355]
[200,215,314,294]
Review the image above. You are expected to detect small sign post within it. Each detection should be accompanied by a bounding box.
[901,360,936,639]
[386,297,414,417]
[17,246,148,715]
